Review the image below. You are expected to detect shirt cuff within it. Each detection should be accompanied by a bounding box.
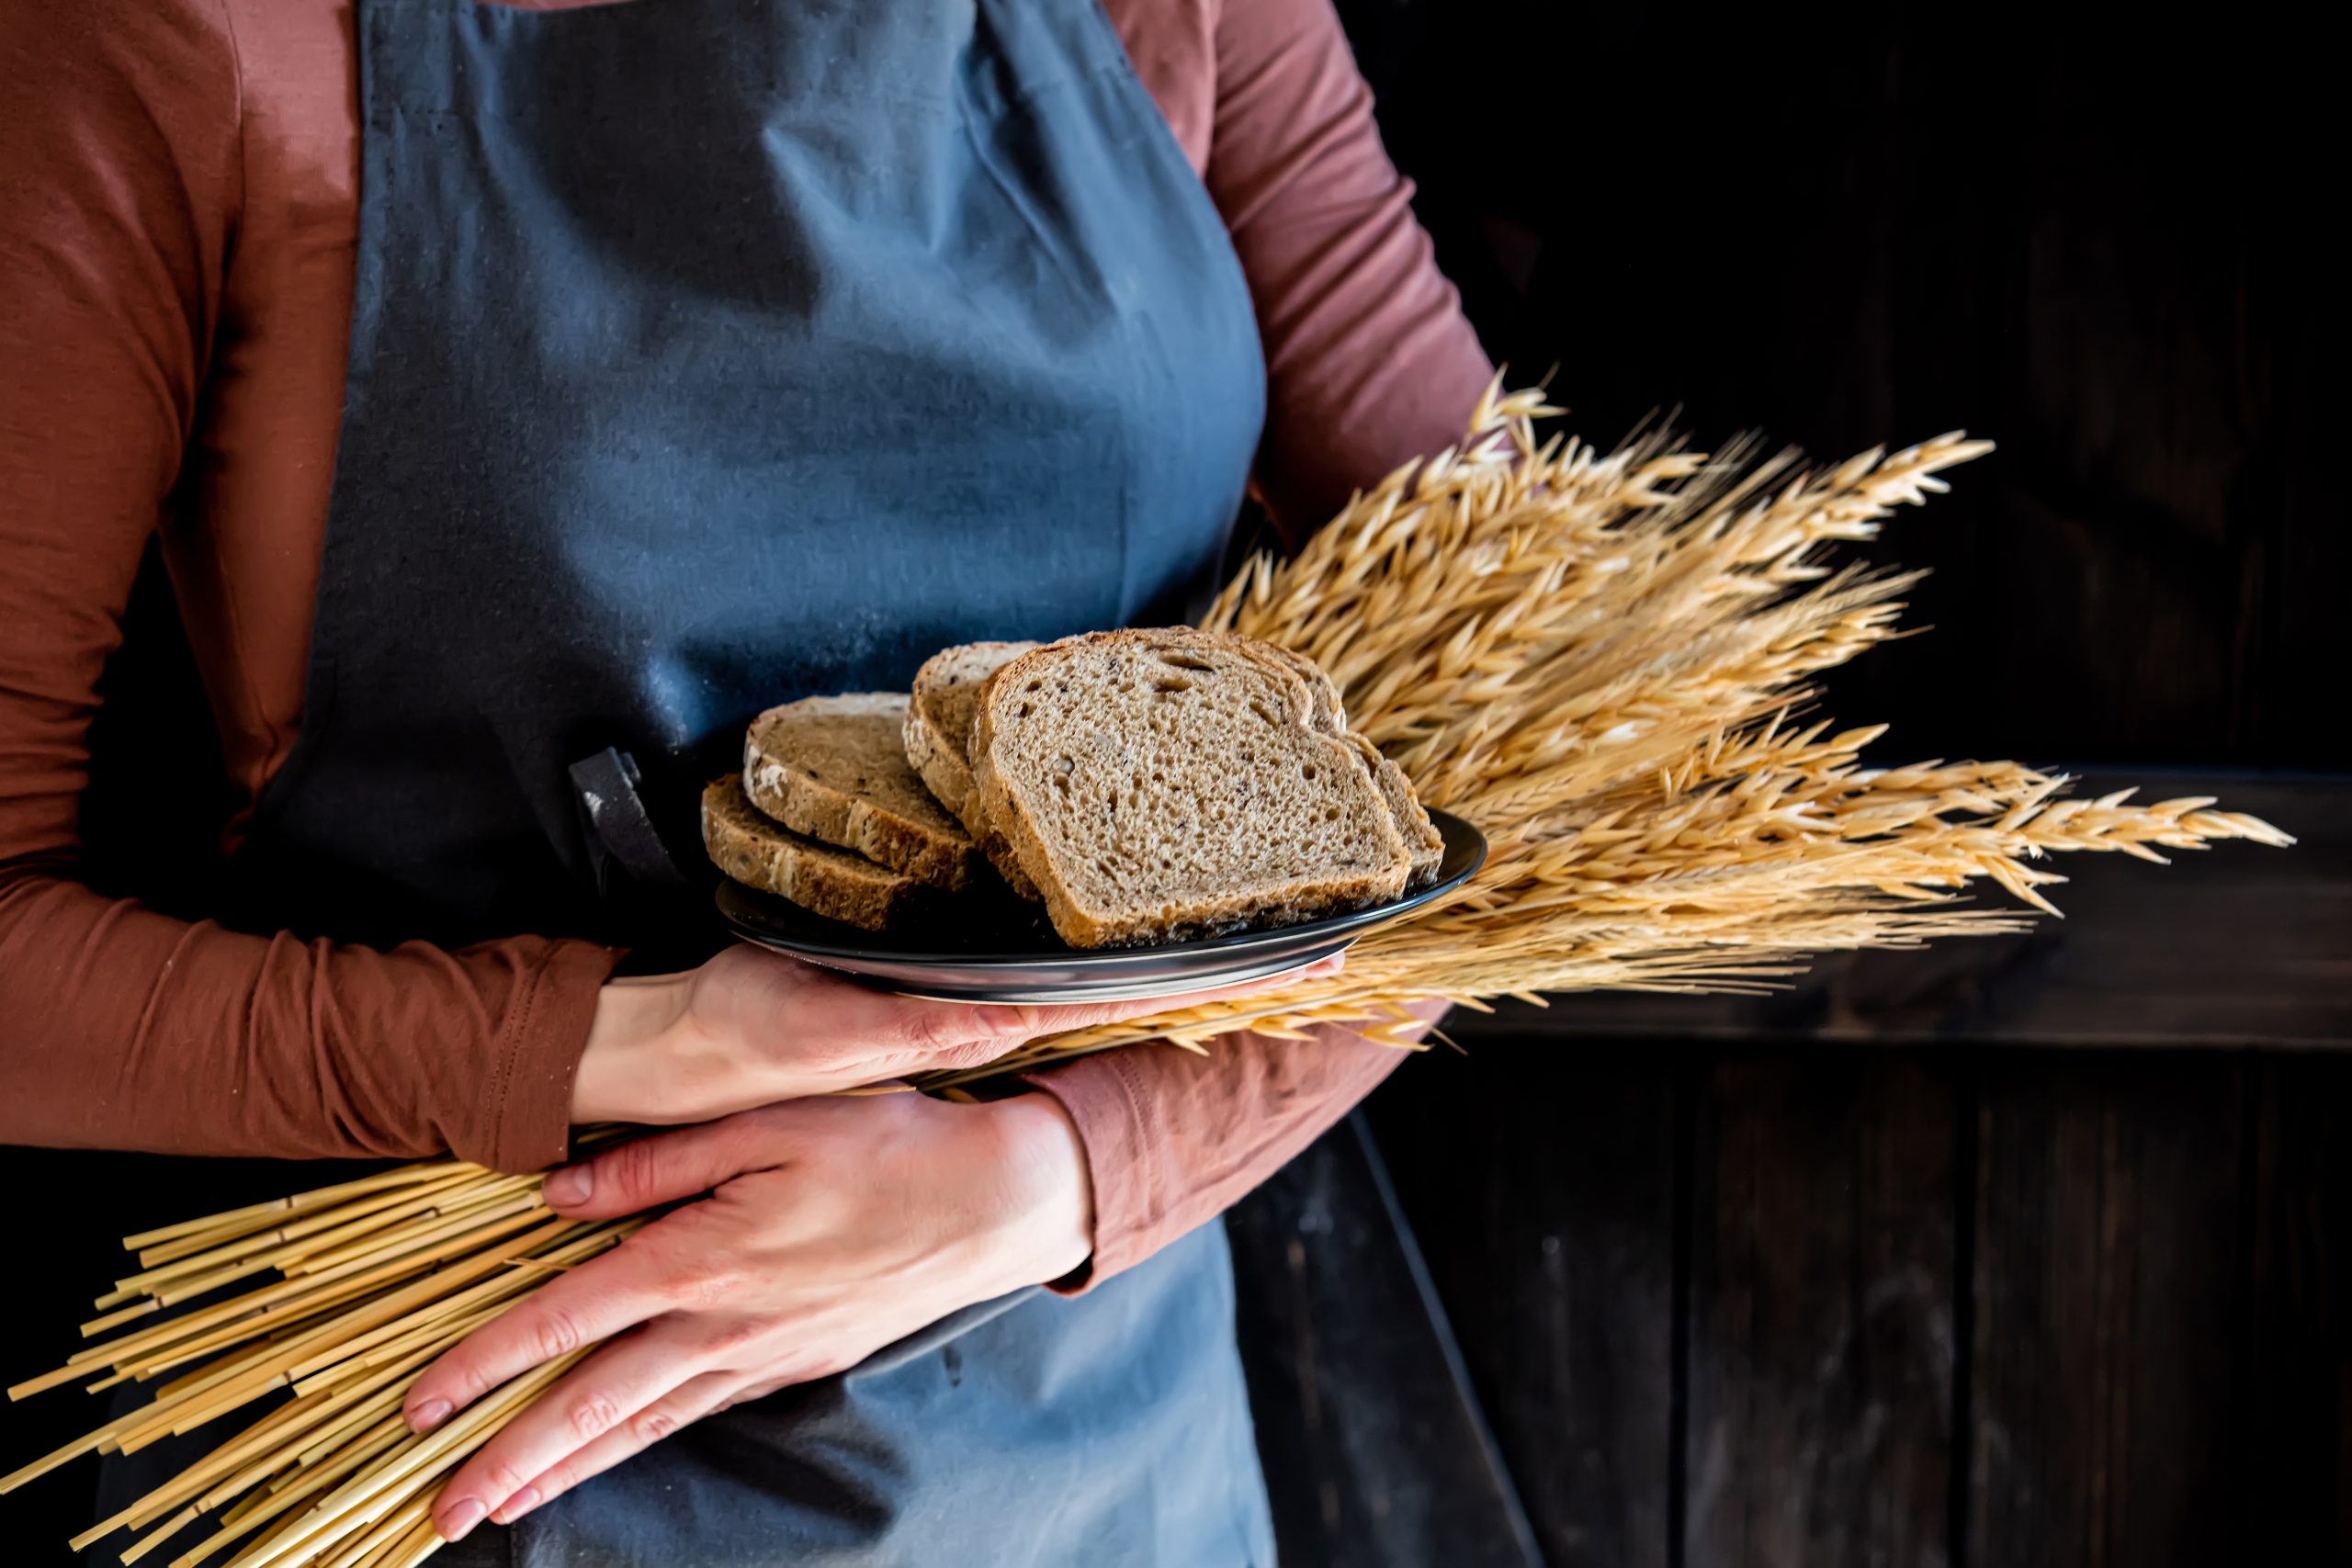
[482,938,627,1173]
[1019,1047,1160,1292]
[1018,1002,1445,1295]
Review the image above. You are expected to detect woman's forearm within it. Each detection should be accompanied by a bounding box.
[0,2,628,1172]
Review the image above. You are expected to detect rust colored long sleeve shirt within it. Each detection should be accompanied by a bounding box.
[0,0,1490,1280]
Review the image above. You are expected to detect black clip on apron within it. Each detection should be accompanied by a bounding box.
[212,0,1276,1562]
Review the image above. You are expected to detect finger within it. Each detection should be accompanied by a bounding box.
[543,1114,777,1218]
[433,1325,707,1540]
[484,1370,743,1529]
[403,1233,683,1429]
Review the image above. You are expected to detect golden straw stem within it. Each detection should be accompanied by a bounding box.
[286,1224,622,1394]
[82,1298,165,1337]
[0,1405,153,1494]
[169,1418,411,1568]
[320,1495,434,1568]
[285,1191,545,1281]
[118,1503,201,1563]
[113,1172,485,1296]
[120,1167,470,1252]
[113,1212,574,1390]
[106,1338,446,1543]
[378,1515,447,1568]
[139,1207,321,1269]
[283,1183,539,1274]
[224,1348,587,1568]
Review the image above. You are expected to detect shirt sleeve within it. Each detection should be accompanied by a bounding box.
[1022,0,1489,1289]
[1202,0,1498,538]
[0,0,618,1174]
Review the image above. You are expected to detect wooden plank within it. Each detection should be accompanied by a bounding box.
[1682,1050,1961,1568]
[2242,1054,2352,1561]
[1446,774,2348,1051]
[1367,1044,1679,1568]
[1967,1053,2249,1568]
[1225,1113,1541,1568]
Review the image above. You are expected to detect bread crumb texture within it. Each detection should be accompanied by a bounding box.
[971,629,1412,948]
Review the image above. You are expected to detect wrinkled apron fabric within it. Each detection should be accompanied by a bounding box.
[154,0,1273,1562]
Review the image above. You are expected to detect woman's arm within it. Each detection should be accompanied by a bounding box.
[1201,0,1497,532]
[0,0,626,1172]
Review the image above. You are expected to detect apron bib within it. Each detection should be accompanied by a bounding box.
[209,0,1273,1562]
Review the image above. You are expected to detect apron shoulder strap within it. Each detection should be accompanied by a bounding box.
[570,747,688,895]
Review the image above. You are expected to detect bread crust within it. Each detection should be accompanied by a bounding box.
[1345,733,1446,887]
[745,694,981,891]
[903,642,1042,900]
[702,776,927,932]
[900,701,964,815]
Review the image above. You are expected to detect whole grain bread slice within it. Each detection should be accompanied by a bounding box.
[968,628,1412,948]
[745,694,981,891]
[1216,634,1445,886]
[905,641,1039,816]
[959,630,1329,895]
[1344,733,1446,887]
[903,641,1043,900]
[702,776,928,932]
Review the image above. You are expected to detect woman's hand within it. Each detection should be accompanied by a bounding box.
[405,1089,1095,1542]
[572,944,1338,1125]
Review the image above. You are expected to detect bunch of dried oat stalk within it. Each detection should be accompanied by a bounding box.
[2,387,2290,1563]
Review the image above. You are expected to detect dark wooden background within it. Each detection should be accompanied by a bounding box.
[1220,8,2350,1568]
[5,7,2346,1568]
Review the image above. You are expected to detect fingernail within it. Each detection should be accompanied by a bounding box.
[408,1398,451,1433]
[438,1497,487,1541]
[544,1165,593,1207]
[493,1486,541,1524]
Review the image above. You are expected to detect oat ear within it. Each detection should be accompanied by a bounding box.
[950,396,2278,1077]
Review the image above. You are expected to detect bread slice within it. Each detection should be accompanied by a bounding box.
[929,635,1347,904]
[745,694,981,891]
[904,642,1043,900]
[968,628,1412,948]
[702,776,928,932]
[1214,633,1444,888]
[905,641,1038,817]
[1345,733,1446,887]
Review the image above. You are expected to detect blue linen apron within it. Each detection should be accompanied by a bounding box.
[210,0,1277,1561]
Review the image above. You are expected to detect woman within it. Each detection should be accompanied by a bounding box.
[0,0,1492,1560]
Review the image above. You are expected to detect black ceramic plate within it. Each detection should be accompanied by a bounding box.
[715,809,1487,1003]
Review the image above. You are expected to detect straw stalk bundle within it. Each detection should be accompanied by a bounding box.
[4,386,2290,1562]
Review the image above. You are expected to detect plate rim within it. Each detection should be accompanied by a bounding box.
[868,936,1363,1004]
[716,807,1487,971]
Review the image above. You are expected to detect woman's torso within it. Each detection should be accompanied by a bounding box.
[165,0,1230,842]
[107,2,1278,1560]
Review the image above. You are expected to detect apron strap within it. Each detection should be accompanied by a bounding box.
[570,747,688,896]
